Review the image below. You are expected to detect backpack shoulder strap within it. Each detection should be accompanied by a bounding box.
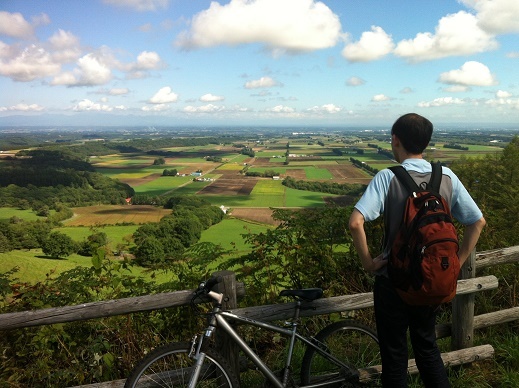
[388,165,420,194]
[428,161,443,192]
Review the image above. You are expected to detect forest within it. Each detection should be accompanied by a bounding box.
[0,130,517,386]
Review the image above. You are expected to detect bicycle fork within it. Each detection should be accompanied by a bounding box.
[188,311,218,388]
[187,333,209,388]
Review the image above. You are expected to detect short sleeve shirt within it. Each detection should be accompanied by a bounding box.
[354,158,483,274]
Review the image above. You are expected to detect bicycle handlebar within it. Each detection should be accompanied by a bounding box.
[197,276,222,294]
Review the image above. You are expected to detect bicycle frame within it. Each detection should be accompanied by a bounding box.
[190,291,351,388]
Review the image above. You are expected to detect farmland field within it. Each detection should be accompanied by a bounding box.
[0,207,46,222]
[65,205,172,226]
[59,225,139,247]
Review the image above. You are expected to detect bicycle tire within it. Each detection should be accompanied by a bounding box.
[300,320,381,387]
[125,341,240,388]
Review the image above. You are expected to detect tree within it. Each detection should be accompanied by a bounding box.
[153,157,166,165]
[42,232,77,259]
[134,236,165,266]
[0,232,12,253]
[78,231,108,256]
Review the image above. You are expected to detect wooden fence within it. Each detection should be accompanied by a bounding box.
[1,246,518,387]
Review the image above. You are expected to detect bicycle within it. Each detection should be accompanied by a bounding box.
[125,276,380,387]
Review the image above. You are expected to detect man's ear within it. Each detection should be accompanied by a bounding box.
[391,133,400,146]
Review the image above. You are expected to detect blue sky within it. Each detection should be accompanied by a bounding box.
[1,0,518,127]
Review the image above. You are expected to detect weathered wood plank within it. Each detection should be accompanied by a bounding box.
[452,249,476,350]
[0,276,497,331]
[233,276,498,322]
[476,245,519,269]
[0,285,246,330]
[359,344,494,381]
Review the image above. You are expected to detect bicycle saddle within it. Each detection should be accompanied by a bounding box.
[279,288,323,301]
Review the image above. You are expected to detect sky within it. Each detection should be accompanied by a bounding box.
[1,0,519,128]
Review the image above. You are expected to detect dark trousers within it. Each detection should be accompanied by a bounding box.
[374,276,450,388]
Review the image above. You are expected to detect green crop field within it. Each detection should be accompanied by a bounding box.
[304,167,333,179]
[133,176,193,195]
[285,187,334,207]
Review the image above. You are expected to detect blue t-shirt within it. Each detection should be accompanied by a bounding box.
[354,158,483,276]
[354,158,483,226]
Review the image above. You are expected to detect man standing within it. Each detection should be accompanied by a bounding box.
[349,113,486,387]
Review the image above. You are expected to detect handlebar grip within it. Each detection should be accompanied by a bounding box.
[203,276,221,291]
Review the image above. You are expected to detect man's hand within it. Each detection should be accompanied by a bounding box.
[371,253,388,273]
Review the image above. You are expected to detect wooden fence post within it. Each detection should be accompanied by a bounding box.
[212,270,241,377]
[451,249,476,350]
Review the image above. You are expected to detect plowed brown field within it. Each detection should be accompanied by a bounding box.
[65,205,171,226]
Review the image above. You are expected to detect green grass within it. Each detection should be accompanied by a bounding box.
[0,207,44,222]
[0,250,93,285]
[199,218,271,254]
[304,167,333,179]
[133,176,193,195]
[59,225,139,247]
[285,187,333,207]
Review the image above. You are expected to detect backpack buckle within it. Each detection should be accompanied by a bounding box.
[441,257,449,270]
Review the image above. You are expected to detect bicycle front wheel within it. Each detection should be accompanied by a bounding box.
[300,320,380,387]
[125,341,240,388]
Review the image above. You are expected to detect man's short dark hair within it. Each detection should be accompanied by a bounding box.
[391,113,433,154]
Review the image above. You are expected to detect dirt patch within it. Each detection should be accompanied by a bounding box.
[230,208,280,226]
[326,165,373,184]
[284,169,306,180]
[120,173,162,186]
[198,177,258,196]
[65,205,171,226]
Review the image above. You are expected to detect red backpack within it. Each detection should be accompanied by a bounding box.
[387,162,460,306]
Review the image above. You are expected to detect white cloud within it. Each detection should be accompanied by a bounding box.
[102,0,169,12]
[142,103,170,112]
[372,94,391,102]
[346,76,365,86]
[461,0,519,34]
[400,87,414,94]
[485,96,519,109]
[52,53,112,86]
[394,11,498,61]
[183,104,225,113]
[342,26,394,62]
[0,11,34,38]
[0,103,44,112]
[49,29,82,63]
[149,86,178,104]
[200,94,224,102]
[439,61,497,86]
[0,45,61,82]
[244,76,279,89]
[496,90,512,98]
[442,85,470,93]
[306,104,341,113]
[135,51,161,70]
[175,0,341,53]
[417,97,465,107]
[267,105,295,113]
[109,88,130,95]
[73,99,113,112]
